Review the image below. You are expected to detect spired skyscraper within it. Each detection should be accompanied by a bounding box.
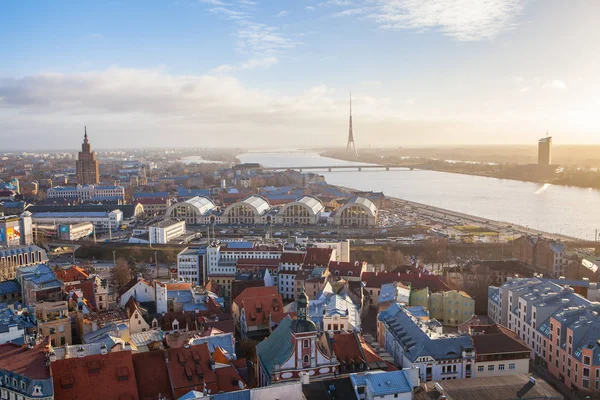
[76,127,100,185]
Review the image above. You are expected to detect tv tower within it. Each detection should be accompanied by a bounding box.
[346,91,358,156]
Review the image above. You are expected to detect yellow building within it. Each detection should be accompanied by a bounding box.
[409,287,430,309]
[429,290,474,327]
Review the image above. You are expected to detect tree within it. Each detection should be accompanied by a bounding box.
[110,257,131,293]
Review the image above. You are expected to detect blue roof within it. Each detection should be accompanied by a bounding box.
[406,306,429,318]
[177,187,210,198]
[189,332,235,357]
[168,290,193,304]
[226,241,254,249]
[1,201,25,208]
[0,280,21,295]
[0,245,47,260]
[134,191,170,199]
[363,371,412,395]
[257,316,295,377]
[209,390,251,400]
[378,303,473,363]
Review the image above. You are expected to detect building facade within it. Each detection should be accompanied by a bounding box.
[149,219,186,245]
[47,185,125,203]
[76,128,100,185]
[538,135,552,165]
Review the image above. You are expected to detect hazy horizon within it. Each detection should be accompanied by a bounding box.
[1,0,599,149]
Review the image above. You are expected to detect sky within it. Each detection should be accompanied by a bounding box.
[0,0,599,150]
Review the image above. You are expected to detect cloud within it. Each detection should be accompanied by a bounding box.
[305,6,316,11]
[236,21,298,54]
[0,68,405,149]
[333,8,364,17]
[520,86,532,93]
[276,10,289,17]
[320,0,353,6]
[366,0,526,41]
[208,6,248,20]
[212,57,279,73]
[542,80,567,89]
[238,0,255,5]
[199,0,231,5]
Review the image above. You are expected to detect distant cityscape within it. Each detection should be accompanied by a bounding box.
[0,130,598,400]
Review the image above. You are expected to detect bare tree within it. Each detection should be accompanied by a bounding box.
[110,257,131,293]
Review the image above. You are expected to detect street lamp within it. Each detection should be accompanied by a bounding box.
[112,250,116,267]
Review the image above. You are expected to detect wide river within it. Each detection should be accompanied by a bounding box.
[238,151,600,240]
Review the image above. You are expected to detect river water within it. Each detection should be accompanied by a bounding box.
[238,151,600,240]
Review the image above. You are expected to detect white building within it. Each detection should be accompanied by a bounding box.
[223,195,272,225]
[333,196,378,227]
[32,210,122,231]
[165,196,215,225]
[57,222,94,241]
[118,277,155,307]
[488,277,591,359]
[207,241,282,278]
[275,196,324,225]
[177,246,205,285]
[47,185,125,202]
[149,219,186,245]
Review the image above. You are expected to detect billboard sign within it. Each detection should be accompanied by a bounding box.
[582,259,599,273]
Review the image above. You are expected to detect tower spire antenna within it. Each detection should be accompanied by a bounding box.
[346,91,357,157]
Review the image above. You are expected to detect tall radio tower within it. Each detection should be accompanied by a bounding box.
[346,91,358,156]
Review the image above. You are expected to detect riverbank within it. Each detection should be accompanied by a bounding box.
[328,183,584,243]
[320,151,600,190]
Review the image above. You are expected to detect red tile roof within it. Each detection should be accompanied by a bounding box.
[165,283,192,291]
[305,247,334,266]
[51,351,139,400]
[332,332,365,365]
[159,311,198,332]
[233,286,283,329]
[132,351,174,400]
[166,343,218,399]
[329,261,365,278]
[281,251,306,265]
[56,265,90,283]
[205,279,221,295]
[0,341,50,380]
[65,279,97,309]
[215,365,247,392]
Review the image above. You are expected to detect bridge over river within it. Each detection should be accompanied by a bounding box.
[261,164,420,172]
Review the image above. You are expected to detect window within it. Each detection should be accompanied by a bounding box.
[488,365,494,371]
[303,355,309,363]
[499,364,505,371]
[584,356,591,365]
[509,364,515,370]
[303,339,309,348]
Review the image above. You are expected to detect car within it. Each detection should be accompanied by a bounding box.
[327,384,336,398]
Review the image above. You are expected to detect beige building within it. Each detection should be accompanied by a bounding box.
[410,289,475,327]
[125,297,150,334]
[35,301,72,347]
